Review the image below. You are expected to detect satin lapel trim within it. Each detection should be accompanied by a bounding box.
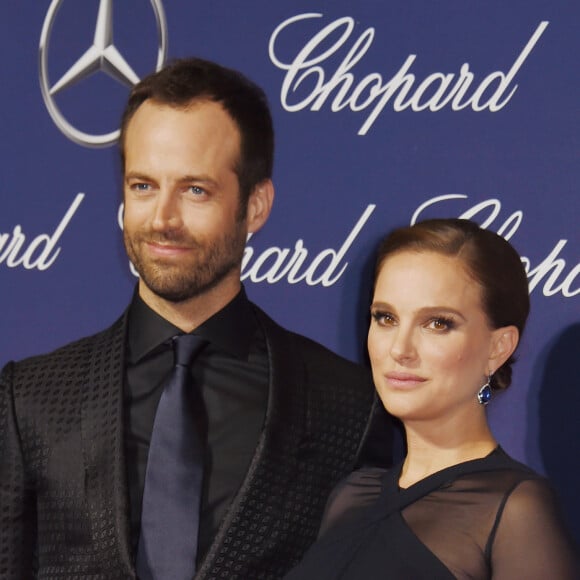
[81,312,135,577]
[197,307,307,576]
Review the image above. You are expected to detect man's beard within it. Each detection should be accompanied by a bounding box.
[123,223,247,303]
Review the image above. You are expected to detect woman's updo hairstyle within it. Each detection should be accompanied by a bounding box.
[374,218,530,391]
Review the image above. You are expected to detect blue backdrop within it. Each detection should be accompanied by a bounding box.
[1,0,578,543]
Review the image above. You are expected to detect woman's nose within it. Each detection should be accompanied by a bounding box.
[389,326,417,364]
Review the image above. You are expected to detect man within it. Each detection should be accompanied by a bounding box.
[0,58,388,579]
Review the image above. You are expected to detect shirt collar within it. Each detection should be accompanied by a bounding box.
[127,285,256,363]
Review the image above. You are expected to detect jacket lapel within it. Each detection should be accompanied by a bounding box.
[197,306,307,576]
[81,313,135,577]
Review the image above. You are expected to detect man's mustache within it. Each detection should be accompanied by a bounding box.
[135,231,200,247]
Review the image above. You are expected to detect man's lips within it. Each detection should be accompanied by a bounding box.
[145,240,192,257]
[384,371,427,388]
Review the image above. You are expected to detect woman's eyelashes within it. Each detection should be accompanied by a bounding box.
[424,316,456,332]
[371,310,458,333]
[371,310,396,326]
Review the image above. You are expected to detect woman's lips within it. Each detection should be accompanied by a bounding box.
[385,372,427,389]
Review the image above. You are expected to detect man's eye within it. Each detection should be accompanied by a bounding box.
[188,186,206,196]
[132,183,150,191]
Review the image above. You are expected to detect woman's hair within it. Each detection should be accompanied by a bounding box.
[374,218,530,391]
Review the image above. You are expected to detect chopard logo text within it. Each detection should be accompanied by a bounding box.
[269,14,548,135]
[413,195,579,298]
[0,194,84,270]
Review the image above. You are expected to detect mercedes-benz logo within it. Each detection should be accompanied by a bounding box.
[39,0,168,148]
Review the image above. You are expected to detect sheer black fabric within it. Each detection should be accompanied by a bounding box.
[286,448,579,579]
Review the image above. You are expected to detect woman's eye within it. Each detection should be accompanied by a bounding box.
[371,311,396,326]
[427,317,454,331]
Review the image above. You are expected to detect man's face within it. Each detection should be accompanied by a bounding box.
[122,99,249,303]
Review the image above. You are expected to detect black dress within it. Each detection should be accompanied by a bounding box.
[286,448,578,579]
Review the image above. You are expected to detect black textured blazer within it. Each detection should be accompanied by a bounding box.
[0,304,380,579]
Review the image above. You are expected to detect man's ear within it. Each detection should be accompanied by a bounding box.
[488,326,519,374]
[246,179,274,234]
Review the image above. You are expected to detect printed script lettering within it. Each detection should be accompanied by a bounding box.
[269,14,548,134]
[413,195,579,298]
[118,197,576,297]
[0,193,84,270]
[242,205,374,286]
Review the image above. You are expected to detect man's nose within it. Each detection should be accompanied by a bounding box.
[151,191,183,232]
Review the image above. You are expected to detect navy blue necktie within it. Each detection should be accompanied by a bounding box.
[136,334,208,580]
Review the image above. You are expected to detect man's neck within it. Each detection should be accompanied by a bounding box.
[138,278,242,333]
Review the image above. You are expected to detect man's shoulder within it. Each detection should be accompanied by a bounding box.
[4,314,126,379]
[252,304,371,380]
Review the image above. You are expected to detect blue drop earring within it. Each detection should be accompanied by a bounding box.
[477,375,493,405]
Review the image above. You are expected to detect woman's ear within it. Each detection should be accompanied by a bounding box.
[488,326,519,373]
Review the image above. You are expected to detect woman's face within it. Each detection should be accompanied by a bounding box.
[368,250,513,424]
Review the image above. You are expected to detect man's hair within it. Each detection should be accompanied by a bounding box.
[119,57,274,205]
[374,218,530,392]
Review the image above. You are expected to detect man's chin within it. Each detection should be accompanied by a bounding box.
[139,271,198,301]
[142,281,200,304]
[154,291,197,304]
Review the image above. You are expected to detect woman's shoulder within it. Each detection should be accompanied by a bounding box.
[455,446,544,492]
[331,465,390,502]
[317,466,388,538]
[490,464,579,577]
[499,471,564,524]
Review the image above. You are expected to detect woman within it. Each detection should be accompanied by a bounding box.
[286,219,578,579]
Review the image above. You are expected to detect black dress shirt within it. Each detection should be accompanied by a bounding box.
[124,287,269,562]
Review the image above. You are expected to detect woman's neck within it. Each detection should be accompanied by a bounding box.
[399,420,497,488]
